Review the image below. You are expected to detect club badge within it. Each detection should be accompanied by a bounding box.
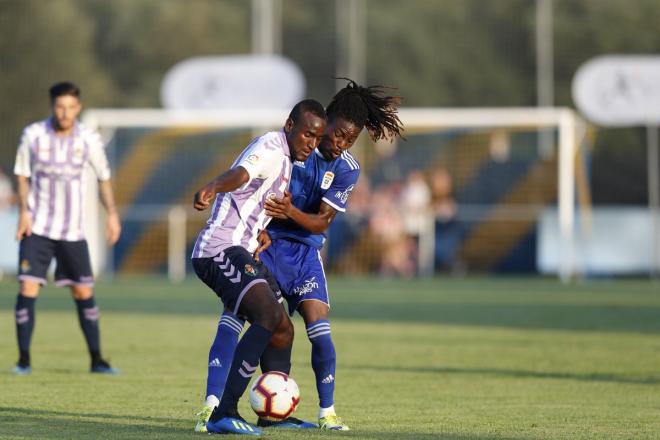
[321,171,335,190]
[244,264,258,276]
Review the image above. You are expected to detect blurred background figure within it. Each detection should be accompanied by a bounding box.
[0,169,18,281]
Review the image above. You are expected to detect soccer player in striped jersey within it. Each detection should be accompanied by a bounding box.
[12,82,122,375]
[195,80,403,432]
[191,99,326,436]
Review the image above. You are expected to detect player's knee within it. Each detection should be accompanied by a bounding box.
[71,286,93,300]
[269,314,294,348]
[260,303,283,332]
[19,281,40,298]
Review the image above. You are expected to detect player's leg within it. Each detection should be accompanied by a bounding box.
[258,253,294,375]
[14,234,53,374]
[55,239,117,374]
[193,246,283,435]
[195,309,245,433]
[212,282,282,420]
[296,248,349,430]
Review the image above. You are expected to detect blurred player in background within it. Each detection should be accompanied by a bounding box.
[191,99,326,436]
[195,79,403,432]
[12,81,122,375]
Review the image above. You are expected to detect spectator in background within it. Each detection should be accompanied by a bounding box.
[0,169,16,210]
[429,167,463,272]
[0,169,17,281]
[369,182,415,277]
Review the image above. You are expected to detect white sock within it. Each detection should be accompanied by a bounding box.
[205,395,219,409]
[319,405,335,419]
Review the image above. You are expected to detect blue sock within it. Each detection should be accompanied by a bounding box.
[307,320,336,409]
[15,294,36,367]
[213,323,273,420]
[206,311,244,401]
[75,297,101,360]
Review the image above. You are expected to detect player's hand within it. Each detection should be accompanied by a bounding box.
[253,229,272,261]
[194,184,216,211]
[265,190,293,219]
[106,212,122,245]
[16,211,32,240]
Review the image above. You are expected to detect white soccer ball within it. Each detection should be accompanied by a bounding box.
[249,371,300,421]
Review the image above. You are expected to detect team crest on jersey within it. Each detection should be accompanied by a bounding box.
[245,154,259,165]
[20,259,31,273]
[244,264,258,276]
[321,171,335,190]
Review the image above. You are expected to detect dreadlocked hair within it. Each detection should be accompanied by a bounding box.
[326,77,404,142]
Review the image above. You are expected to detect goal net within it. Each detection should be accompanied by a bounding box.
[82,107,586,282]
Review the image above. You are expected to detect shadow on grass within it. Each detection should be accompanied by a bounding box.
[347,364,660,385]
[0,408,522,440]
[0,406,176,424]
[341,432,520,440]
[0,414,192,440]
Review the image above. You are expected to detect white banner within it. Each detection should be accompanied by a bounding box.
[161,55,305,110]
[572,55,660,126]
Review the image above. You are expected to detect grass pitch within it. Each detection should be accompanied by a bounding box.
[1,276,659,439]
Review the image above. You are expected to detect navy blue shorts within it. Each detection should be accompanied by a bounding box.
[18,234,94,287]
[259,239,328,316]
[192,246,282,315]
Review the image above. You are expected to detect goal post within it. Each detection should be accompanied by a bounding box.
[82,107,586,282]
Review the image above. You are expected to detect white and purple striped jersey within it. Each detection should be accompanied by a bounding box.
[13,118,111,242]
[192,129,293,258]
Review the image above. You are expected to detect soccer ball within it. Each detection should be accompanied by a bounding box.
[249,371,300,421]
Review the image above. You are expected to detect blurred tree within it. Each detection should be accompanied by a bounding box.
[81,0,250,106]
[0,0,114,171]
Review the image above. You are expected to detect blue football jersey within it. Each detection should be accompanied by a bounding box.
[267,149,360,249]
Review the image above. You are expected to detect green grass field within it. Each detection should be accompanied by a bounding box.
[1,276,659,439]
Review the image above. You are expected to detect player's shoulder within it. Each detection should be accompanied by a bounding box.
[336,150,361,174]
[22,119,50,138]
[76,122,103,143]
[254,130,287,154]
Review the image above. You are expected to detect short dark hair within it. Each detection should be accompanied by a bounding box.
[49,82,81,103]
[327,78,404,142]
[288,99,326,124]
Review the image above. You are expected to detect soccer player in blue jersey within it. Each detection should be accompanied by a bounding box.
[195,80,403,433]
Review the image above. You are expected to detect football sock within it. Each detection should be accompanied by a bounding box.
[206,311,244,401]
[319,405,336,419]
[307,319,336,409]
[74,297,101,359]
[212,323,272,421]
[260,345,292,375]
[15,294,36,367]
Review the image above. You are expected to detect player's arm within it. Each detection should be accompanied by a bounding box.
[99,179,121,245]
[193,167,249,211]
[14,129,32,239]
[266,191,338,234]
[15,175,32,239]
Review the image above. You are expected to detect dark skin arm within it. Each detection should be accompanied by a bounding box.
[265,190,338,234]
[193,167,249,211]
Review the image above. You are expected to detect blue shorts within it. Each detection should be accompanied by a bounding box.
[192,246,282,315]
[259,239,328,316]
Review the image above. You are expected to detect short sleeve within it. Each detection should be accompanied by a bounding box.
[321,167,360,212]
[14,129,32,177]
[86,131,111,181]
[235,142,281,184]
